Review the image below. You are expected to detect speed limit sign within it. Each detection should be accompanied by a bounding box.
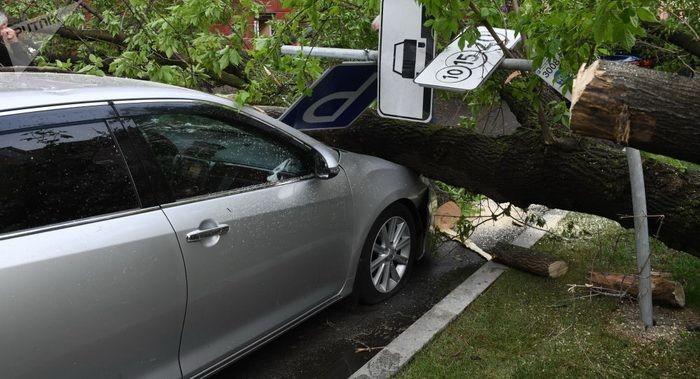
[415,26,520,91]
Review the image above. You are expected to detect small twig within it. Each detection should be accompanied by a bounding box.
[617,214,665,220]
[567,283,629,299]
[355,346,386,353]
[547,323,574,341]
[636,39,678,53]
[677,56,698,75]
[76,0,104,22]
[617,213,665,238]
[467,1,514,58]
[664,5,700,40]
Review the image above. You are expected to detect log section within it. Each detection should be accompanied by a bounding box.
[586,271,685,308]
[492,242,568,278]
[571,60,700,164]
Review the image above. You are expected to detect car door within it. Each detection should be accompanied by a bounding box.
[0,104,186,378]
[116,101,354,376]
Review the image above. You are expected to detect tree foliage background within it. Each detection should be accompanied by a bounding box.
[4,0,697,113]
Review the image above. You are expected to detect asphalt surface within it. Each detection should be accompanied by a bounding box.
[214,241,485,379]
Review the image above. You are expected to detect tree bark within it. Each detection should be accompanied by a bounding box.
[55,27,127,46]
[493,242,568,278]
[259,106,700,259]
[571,60,700,164]
[586,271,685,308]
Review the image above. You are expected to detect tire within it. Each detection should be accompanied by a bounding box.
[356,203,419,304]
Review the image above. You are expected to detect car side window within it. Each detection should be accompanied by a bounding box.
[0,121,140,234]
[130,113,312,200]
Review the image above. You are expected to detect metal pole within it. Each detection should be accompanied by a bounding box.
[281,45,378,61]
[280,45,533,71]
[626,147,654,329]
[499,58,533,71]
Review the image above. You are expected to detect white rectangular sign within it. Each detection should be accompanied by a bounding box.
[377,0,435,122]
[535,56,572,100]
[415,26,520,92]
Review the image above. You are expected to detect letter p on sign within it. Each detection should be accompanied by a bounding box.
[280,62,378,130]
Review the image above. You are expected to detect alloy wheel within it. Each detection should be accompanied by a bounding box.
[369,216,411,293]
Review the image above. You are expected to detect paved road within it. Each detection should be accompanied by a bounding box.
[214,241,485,379]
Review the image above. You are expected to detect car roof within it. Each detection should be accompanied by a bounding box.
[0,72,341,167]
[0,72,232,112]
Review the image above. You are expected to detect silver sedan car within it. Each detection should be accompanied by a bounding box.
[0,73,431,378]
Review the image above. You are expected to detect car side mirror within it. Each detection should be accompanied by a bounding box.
[314,151,340,179]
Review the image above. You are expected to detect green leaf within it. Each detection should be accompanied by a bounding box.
[623,28,636,50]
[218,54,230,71]
[637,7,657,23]
[228,49,241,66]
[611,21,636,51]
[234,90,250,108]
[78,64,94,73]
[592,14,608,43]
[163,69,173,83]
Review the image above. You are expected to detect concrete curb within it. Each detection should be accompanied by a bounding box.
[511,209,568,248]
[349,208,568,379]
[349,261,507,379]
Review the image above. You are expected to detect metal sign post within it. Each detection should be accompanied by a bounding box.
[280,46,378,61]
[377,0,435,122]
[626,147,654,328]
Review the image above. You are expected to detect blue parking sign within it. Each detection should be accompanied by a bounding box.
[280,62,377,130]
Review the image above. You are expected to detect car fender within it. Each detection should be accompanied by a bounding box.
[336,151,428,297]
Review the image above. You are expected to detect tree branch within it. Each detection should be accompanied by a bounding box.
[55,27,126,46]
[646,22,700,58]
[76,0,105,22]
[467,1,515,58]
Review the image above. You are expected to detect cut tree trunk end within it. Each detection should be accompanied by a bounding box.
[570,60,700,164]
[492,242,568,278]
[586,271,685,308]
[433,201,494,261]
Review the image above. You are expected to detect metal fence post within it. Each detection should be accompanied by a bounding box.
[626,147,654,328]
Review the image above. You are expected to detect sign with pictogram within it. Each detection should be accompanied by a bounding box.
[377,0,435,122]
[415,26,521,92]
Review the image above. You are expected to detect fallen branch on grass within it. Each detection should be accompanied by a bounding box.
[586,271,685,308]
[492,242,569,278]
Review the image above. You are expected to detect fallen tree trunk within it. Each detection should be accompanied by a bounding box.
[493,242,568,278]
[586,271,685,308]
[571,60,700,164]
[259,106,700,259]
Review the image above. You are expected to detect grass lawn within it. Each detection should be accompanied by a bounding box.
[398,213,700,378]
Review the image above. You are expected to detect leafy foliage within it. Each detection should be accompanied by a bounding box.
[3,0,697,113]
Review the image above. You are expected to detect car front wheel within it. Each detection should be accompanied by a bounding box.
[356,203,418,304]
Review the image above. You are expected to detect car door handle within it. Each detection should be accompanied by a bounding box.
[186,224,230,243]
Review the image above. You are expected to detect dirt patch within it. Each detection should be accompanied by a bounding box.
[607,301,700,345]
